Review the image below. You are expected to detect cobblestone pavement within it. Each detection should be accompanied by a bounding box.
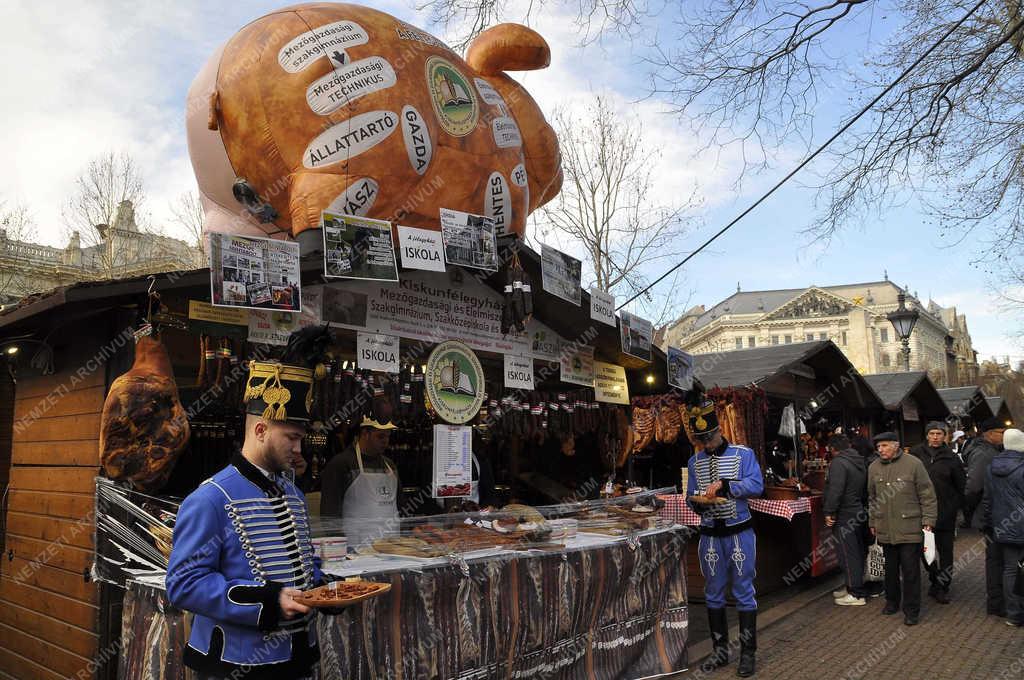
[683,529,1024,680]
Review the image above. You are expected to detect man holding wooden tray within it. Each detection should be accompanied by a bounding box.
[685,399,765,677]
[167,328,333,680]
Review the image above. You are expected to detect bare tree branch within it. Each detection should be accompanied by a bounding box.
[0,199,36,300]
[538,94,699,325]
[169,190,206,257]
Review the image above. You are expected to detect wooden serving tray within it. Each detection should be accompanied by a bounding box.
[293,580,392,608]
[688,495,729,505]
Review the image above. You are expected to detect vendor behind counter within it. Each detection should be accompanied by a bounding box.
[320,417,399,550]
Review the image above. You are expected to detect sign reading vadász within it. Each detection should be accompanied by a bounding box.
[318,270,566,361]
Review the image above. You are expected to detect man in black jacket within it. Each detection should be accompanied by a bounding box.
[824,434,869,605]
[965,418,1007,615]
[910,422,966,603]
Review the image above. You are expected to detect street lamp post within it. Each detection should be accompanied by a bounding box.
[887,293,920,372]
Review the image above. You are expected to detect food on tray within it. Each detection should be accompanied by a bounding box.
[371,536,448,558]
[688,494,729,505]
[502,503,546,524]
[293,579,391,607]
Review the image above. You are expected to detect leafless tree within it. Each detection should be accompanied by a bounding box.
[0,199,36,301]
[646,0,1024,305]
[62,151,149,276]
[537,95,698,325]
[170,190,206,257]
[420,0,649,49]
[421,0,1024,317]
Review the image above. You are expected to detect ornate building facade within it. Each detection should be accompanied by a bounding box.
[0,201,202,308]
[661,279,980,387]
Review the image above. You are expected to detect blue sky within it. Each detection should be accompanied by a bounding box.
[1,0,1020,361]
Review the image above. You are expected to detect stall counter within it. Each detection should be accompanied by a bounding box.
[119,526,691,680]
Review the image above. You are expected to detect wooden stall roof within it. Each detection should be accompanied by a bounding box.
[862,371,949,417]
[985,397,1014,424]
[692,340,885,410]
[937,386,994,421]
[0,243,669,395]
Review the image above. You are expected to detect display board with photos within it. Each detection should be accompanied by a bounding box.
[667,347,695,391]
[619,311,653,362]
[439,208,498,271]
[541,243,583,306]
[209,233,301,311]
[322,212,399,281]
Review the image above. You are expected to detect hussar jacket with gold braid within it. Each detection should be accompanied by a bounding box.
[166,455,323,678]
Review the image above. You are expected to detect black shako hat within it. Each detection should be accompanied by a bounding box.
[687,400,720,438]
[244,325,333,422]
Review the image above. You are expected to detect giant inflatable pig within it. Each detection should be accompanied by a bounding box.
[186,3,562,248]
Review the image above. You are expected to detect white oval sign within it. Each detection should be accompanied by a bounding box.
[474,78,508,111]
[400,105,433,175]
[510,163,528,187]
[326,178,379,216]
[304,111,399,169]
[278,20,369,73]
[492,117,522,148]
[306,57,398,115]
[484,172,512,236]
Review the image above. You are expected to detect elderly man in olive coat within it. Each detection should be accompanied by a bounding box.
[868,432,938,626]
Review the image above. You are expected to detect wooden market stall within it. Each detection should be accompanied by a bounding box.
[985,396,1014,427]
[0,240,687,680]
[863,371,950,446]
[937,386,995,433]
[656,341,888,599]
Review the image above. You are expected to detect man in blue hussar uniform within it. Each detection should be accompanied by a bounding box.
[167,328,334,679]
[685,400,764,677]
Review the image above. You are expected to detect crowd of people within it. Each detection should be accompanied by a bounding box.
[823,419,1024,629]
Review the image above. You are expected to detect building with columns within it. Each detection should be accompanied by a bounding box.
[0,201,202,309]
[661,279,979,388]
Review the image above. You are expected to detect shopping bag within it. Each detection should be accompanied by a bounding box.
[922,529,937,566]
[865,541,885,582]
[1015,558,1024,597]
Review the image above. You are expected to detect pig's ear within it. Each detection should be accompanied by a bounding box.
[466,24,550,76]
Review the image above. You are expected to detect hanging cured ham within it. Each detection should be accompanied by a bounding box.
[100,336,190,491]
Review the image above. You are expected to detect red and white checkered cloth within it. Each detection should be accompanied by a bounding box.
[657,494,812,526]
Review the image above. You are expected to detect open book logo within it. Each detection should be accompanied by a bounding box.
[425,56,479,137]
[425,340,485,424]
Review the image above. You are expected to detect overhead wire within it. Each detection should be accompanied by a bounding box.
[617,0,1008,311]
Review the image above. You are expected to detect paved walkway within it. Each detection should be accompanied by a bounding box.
[681,529,1023,680]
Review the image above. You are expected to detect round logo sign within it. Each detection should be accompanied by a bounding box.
[425,340,485,424]
[424,56,479,137]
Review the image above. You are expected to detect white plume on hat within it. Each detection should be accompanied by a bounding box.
[1003,428,1024,452]
[952,430,965,442]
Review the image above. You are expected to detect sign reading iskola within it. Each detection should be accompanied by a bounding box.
[397,226,445,272]
[504,354,534,390]
[357,332,399,373]
[590,287,616,326]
